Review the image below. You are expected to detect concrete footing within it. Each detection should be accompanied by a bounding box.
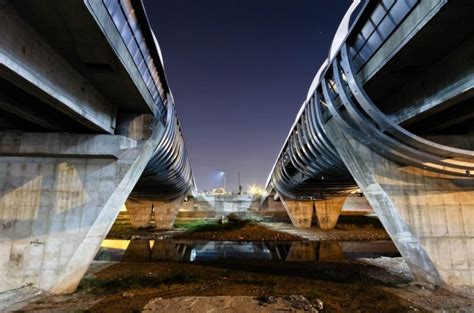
[279,196,313,229]
[154,196,185,230]
[125,196,186,230]
[279,195,344,230]
[327,121,474,295]
[125,200,153,228]
[314,197,345,230]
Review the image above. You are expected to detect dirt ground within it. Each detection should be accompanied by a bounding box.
[172,220,305,241]
[7,218,473,312]
[17,259,473,312]
[264,222,391,241]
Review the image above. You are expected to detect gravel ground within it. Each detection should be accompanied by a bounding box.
[263,222,391,241]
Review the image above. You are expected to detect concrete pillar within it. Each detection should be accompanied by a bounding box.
[125,200,153,228]
[279,196,314,228]
[326,121,474,295]
[0,116,165,294]
[314,197,345,230]
[154,196,185,230]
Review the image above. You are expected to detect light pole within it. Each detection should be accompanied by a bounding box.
[238,171,241,194]
[220,171,226,191]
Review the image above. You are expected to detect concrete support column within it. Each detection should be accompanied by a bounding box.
[314,197,346,230]
[125,200,153,228]
[0,117,165,294]
[326,121,474,295]
[279,195,313,229]
[154,196,185,230]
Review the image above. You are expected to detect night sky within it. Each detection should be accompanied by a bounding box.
[144,1,352,192]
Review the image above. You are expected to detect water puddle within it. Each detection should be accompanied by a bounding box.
[95,239,400,263]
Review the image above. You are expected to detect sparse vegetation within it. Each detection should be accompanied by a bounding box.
[78,272,201,293]
[173,219,213,230]
[174,219,253,233]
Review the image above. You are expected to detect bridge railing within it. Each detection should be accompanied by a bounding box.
[103,0,167,122]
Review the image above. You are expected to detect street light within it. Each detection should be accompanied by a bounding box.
[220,171,226,191]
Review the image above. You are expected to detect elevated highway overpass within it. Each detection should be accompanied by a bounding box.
[266,0,474,294]
[0,0,195,293]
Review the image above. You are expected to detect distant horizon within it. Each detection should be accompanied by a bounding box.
[145,0,352,192]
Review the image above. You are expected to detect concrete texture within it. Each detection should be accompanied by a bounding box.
[0,115,166,294]
[314,197,345,230]
[258,196,289,220]
[192,194,260,212]
[125,195,207,231]
[341,196,373,215]
[177,194,266,220]
[125,196,189,231]
[279,196,313,229]
[278,196,345,230]
[154,196,185,230]
[125,200,153,228]
[326,120,474,295]
[0,3,115,133]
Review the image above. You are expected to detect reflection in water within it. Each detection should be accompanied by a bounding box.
[190,242,272,261]
[282,242,317,262]
[95,239,400,263]
[319,241,345,261]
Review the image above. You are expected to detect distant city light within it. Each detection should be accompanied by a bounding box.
[248,184,267,196]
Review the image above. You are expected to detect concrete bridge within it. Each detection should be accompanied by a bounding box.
[265,0,474,294]
[1,0,474,298]
[0,0,194,293]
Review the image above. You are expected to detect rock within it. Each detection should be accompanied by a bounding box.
[142,296,318,312]
[409,281,436,290]
[314,299,323,310]
[122,291,135,298]
[226,213,241,222]
[287,295,318,312]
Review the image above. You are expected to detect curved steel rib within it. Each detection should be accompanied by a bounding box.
[268,2,474,200]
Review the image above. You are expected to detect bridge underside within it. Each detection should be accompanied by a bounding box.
[0,0,194,294]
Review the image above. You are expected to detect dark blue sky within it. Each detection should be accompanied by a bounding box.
[144,0,351,192]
